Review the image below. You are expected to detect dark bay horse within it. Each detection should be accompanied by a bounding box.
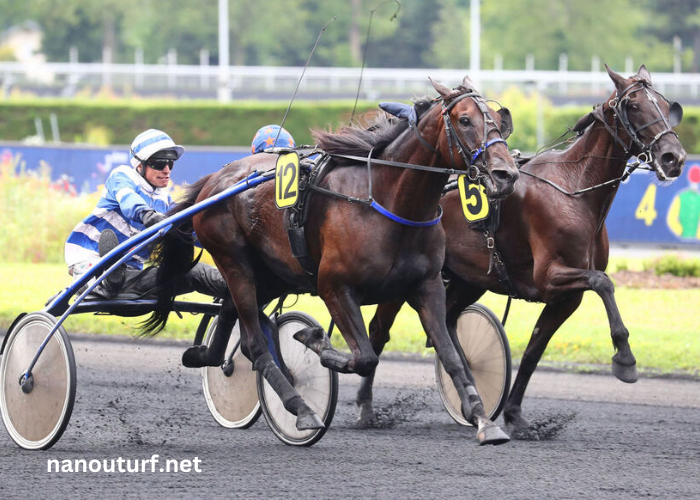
[143,76,519,444]
[363,65,686,434]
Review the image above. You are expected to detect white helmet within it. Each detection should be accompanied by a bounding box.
[129,129,185,168]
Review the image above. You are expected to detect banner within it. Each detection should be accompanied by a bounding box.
[0,142,248,194]
[1,142,699,249]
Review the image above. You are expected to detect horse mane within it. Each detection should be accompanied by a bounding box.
[312,97,436,165]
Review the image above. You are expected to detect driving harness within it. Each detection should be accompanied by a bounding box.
[282,89,511,281]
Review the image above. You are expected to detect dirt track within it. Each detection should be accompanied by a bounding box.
[1,334,699,499]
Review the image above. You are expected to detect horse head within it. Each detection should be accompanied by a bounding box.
[604,64,686,180]
[430,75,519,199]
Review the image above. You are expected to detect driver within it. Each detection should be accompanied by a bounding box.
[64,128,227,300]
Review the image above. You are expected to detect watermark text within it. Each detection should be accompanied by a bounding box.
[47,455,202,473]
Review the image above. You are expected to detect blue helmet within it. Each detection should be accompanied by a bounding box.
[251,125,295,154]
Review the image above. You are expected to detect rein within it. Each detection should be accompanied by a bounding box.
[520,158,647,196]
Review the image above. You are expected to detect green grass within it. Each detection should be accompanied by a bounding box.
[1,262,699,376]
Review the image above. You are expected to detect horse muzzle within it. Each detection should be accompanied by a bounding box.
[486,163,519,199]
[652,142,686,181]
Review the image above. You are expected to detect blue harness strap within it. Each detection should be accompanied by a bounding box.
[369,200,443,227]
[472,138,508,162]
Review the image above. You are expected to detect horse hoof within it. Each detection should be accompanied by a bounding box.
[504,413,531,435]
[357,403,376,425]
[296,412,325,430]
[182,345,220,368]
[477,423,510,446]
[293,326,329,354]
[612,358,638,383]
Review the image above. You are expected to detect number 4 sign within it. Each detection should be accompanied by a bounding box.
[635,183,657,226]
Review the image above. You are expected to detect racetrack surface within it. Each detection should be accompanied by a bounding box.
[1,334,699,499]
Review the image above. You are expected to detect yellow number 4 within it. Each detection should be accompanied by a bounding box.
[635,184,657,226]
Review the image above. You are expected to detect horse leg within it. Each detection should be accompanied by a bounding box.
[503,293,582,434]
[355,300,404,422]
[540,265,638,383]
[409,277,509,445]
[224,273,323,431]
[295,286,378,376]
[590,272,637,383]
[182,296,237,368]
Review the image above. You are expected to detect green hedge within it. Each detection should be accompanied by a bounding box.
[0,99,377,148]
[1,98,699,153]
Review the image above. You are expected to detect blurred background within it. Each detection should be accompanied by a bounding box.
[1,0,700,260]
[1,1,699,367]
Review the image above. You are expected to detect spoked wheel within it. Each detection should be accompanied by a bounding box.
[257,312,338,447]
[436,304,511,426]
[0,312,76,450]
[201,316,261,429]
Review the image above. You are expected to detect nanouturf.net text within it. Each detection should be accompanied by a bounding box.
[47,455,202,473]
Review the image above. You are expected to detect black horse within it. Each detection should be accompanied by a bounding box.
[143,76,519,444]
[362,65,686,434]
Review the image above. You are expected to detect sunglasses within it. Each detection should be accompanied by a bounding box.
[146,159,174,171]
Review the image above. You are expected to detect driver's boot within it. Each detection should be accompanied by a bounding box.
[97,229,126,297]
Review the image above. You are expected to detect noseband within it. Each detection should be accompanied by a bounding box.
[596,79,679,175]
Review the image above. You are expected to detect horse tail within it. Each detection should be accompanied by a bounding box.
[140,174,212,336]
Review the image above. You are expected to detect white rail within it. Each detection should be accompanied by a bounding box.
[2,62,699,101]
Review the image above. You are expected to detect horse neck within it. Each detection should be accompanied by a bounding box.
[375,127,447,220]
[567,114,629,195]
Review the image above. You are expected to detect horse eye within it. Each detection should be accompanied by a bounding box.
[459,116,471,126]
[628,103,640,111]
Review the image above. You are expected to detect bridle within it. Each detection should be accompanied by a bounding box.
[409,89,509,182]
[594,78,682,179]
[301,87,511,228]
[442,92,509,182]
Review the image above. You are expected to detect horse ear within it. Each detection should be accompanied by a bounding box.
[605,63,627,91]
[637,64,652,84]
[461,75,475,90]
[429,77,452,99]
[497,108,514,139]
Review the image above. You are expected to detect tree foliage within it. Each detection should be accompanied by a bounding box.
[0,0,696,72]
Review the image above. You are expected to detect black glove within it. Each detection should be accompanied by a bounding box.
[140,209,167,227]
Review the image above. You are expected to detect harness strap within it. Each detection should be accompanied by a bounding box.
[520,159,641,197]
[408,121,441,157]
[370,201,443,227]
[593,105,631,154]
[483,228,518,301]
[329,153,465,175]
[472,138,508,162]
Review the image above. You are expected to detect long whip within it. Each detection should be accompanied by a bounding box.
[349,0,401,125]
[274,17,337,147]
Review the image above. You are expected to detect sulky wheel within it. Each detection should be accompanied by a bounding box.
[0,312,76,450]
[257,311,338,447]
[201,316,261,429]
[436,303,511,426]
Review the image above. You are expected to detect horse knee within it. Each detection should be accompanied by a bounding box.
[589,271,614,296]
[352,353,379,377]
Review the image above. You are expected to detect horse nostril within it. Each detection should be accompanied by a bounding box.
[661,152,678,167]
[493,169,517,183]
